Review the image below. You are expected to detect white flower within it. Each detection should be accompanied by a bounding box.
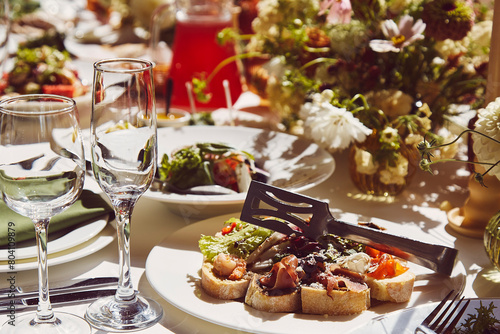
[267,76,305,120]
[369,15,426,53]
[435,20,491,74]
[253,0,319,34]
[354,146,379,174]
[313,89,334,103]
[405,133,423,147]
[472,97,500,180]
[467,20,492,66]
[299,92,372,151]
[266,57,306,121]
[379,154,409,185]
[380,127,399,144]
[327,19,368,59]
[252,0,283,35]
[435,39,467,60]
[264,56,288,78]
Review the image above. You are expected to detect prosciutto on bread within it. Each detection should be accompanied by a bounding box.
[198,218,415,315]
[198,218,276,299]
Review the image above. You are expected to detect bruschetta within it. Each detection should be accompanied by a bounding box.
[198,218,416,316]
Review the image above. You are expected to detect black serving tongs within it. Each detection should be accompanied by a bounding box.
[240,181,458,276]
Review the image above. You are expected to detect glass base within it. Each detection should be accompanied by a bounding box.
[0,312,91,334]
[85,294,163,331]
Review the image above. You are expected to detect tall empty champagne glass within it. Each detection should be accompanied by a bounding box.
[85,58,163,331]
[0,95,88,333]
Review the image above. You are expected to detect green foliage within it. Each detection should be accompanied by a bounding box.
[454,301,500,334]
[9,0,40,19]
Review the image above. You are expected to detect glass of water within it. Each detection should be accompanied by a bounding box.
[0,94,88,334]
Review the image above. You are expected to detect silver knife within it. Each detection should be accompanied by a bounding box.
[0,289,118,314]
[0,277,118,301]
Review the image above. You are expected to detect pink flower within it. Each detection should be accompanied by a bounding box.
[319,0,352,25]
[369,15,426,53]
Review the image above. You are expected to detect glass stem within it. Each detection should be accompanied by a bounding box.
[34,218,56,323]
[115,208,136,302]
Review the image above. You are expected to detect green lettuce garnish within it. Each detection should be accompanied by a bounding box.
[199,218,273,262]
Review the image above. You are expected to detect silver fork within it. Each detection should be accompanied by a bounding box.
[415,290,470,334]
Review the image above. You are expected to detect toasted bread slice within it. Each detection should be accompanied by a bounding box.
[365,270,415,303]
[244,275,301,313]
[200,261,250,300]
[301,285,370,316]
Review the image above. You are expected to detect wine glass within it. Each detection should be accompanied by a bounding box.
[85,58,163,331]
[0,95,88,333]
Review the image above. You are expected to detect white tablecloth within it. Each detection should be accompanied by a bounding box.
[1,130,500,333]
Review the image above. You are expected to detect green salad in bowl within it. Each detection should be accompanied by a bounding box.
[157,142,268,194]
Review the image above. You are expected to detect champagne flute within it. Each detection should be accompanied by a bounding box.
[85,58,163,331]
[0,95,88,333]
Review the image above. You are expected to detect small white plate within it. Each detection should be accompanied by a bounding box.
[143,126,335,217]
[0,215,109,261]
[0,220,115,272]
[145,212,466,334]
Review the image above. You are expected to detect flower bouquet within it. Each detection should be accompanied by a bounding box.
[196,0,493,195]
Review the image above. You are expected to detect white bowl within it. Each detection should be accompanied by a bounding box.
[157,108,191,127]
[143,126,336,218]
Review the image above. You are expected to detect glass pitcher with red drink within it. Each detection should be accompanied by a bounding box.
[150,0,243,111]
